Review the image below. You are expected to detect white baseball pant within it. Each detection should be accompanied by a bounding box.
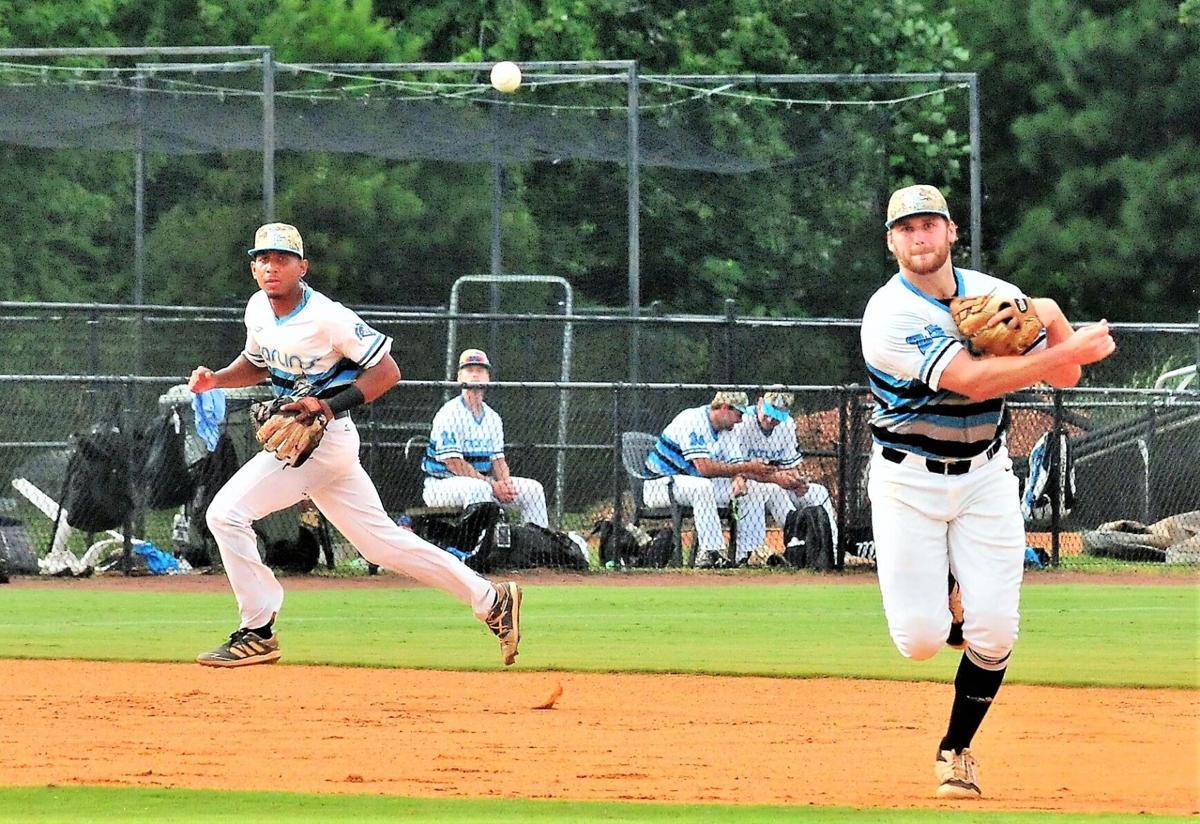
[422,475,548,527]
[206,417,497,629]
[867,445,1024,668]
[643,475,768,556]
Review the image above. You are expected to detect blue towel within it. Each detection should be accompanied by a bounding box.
[192,389,226,452]
[1024,546,1045,569]
[134,541,181,575]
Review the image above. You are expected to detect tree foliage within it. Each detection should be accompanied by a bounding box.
[958,0,1199,321]
[0,0,1193,324]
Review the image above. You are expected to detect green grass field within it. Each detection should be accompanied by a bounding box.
[1,579,1195,822]
[0,582,1195,686]
[0,786,1192,824]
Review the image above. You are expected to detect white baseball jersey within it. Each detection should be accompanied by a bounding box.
[722,414,803,469]
[644,405,740,477]
[861,267,1047,461]
[242,284,391,398]
[423,397,505,479]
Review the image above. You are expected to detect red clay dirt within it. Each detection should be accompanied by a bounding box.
[2,573,1196,814]
[0,657,1194,814]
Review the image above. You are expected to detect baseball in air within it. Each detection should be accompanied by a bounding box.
[490,61,522,93]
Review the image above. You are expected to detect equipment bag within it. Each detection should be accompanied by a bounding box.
[140,408,193,510]
[0,517,38,575]
[1022,431,1076,524]
[262,526,321,573]
[783,505,836,570]
[412,502,505,562]
[61,426,134,533]
[464,522,588,572]
[498,523,589,571]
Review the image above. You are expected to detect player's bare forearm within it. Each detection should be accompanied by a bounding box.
[694,457,766,479]
[355,354,401,403]
[491,457,512,482]
[1031,298,1083,387]
[443,457,488,482]
[189,355,267,393]
[940,321,1114,401]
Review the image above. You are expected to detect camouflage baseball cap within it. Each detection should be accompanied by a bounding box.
[457,348,492,371]
[885,184,951,228]
[761,391,794,422]
[248,222,304,257]
[711,390,750,414]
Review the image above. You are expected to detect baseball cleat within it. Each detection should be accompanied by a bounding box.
[196,628,281,667]
[485,581,522,666]
[934,748,982,799]
[947,574,965,650]
[694,550,732,569]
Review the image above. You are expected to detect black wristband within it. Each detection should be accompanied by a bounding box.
[326,385,366,415]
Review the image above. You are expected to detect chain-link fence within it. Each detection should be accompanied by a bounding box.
[1,304,1197,576]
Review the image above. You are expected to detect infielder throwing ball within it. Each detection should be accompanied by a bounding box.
[861,186,1114,798]
[189,223,522,668]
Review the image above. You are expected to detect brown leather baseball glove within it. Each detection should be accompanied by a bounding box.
[949,294,1043,357]
[250,395,330,468]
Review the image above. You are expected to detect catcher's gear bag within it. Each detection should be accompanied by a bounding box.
[250,396,327,468]
[949,294,1043,357]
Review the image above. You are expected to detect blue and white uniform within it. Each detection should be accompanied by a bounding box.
[242,286,390,399]
[724,413,838,557]
[861,267,1044,670]
[643,405,760,555]
[207,284,497,630]
[422,396,547,527]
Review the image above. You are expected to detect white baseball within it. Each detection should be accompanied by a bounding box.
[490,61,522,93]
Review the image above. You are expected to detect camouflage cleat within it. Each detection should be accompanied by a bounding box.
[196,628,281,668]
[485,581,522,666]
[934,748,982,799]
[947,573,965,650]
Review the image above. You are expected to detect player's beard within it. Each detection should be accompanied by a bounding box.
[897,240,951,276]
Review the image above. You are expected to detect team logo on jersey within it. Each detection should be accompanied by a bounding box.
[354,323,375,340]
[905,324,949,354]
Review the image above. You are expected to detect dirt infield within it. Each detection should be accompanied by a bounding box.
[0,658,1194,814]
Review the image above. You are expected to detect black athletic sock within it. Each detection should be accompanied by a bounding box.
[248,621,274,639]
[940,654,1006,752]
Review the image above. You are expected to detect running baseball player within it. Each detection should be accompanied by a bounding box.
[421,349,548,527]
[188,223,522,668]
[643,391,771,567]
[861,185,1115,797]
[720,391,838,563]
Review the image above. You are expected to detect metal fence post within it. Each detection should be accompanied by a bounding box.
[723,298,737,383]
[836,386,850,569]
[612,384,623,531]
[1050,389,1063,567]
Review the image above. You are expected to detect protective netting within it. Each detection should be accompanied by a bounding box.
[0,58,974,312]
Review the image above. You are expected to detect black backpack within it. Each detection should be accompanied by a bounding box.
[140,409,193,510]
[60,426,134,533]
[783,505,836,570]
